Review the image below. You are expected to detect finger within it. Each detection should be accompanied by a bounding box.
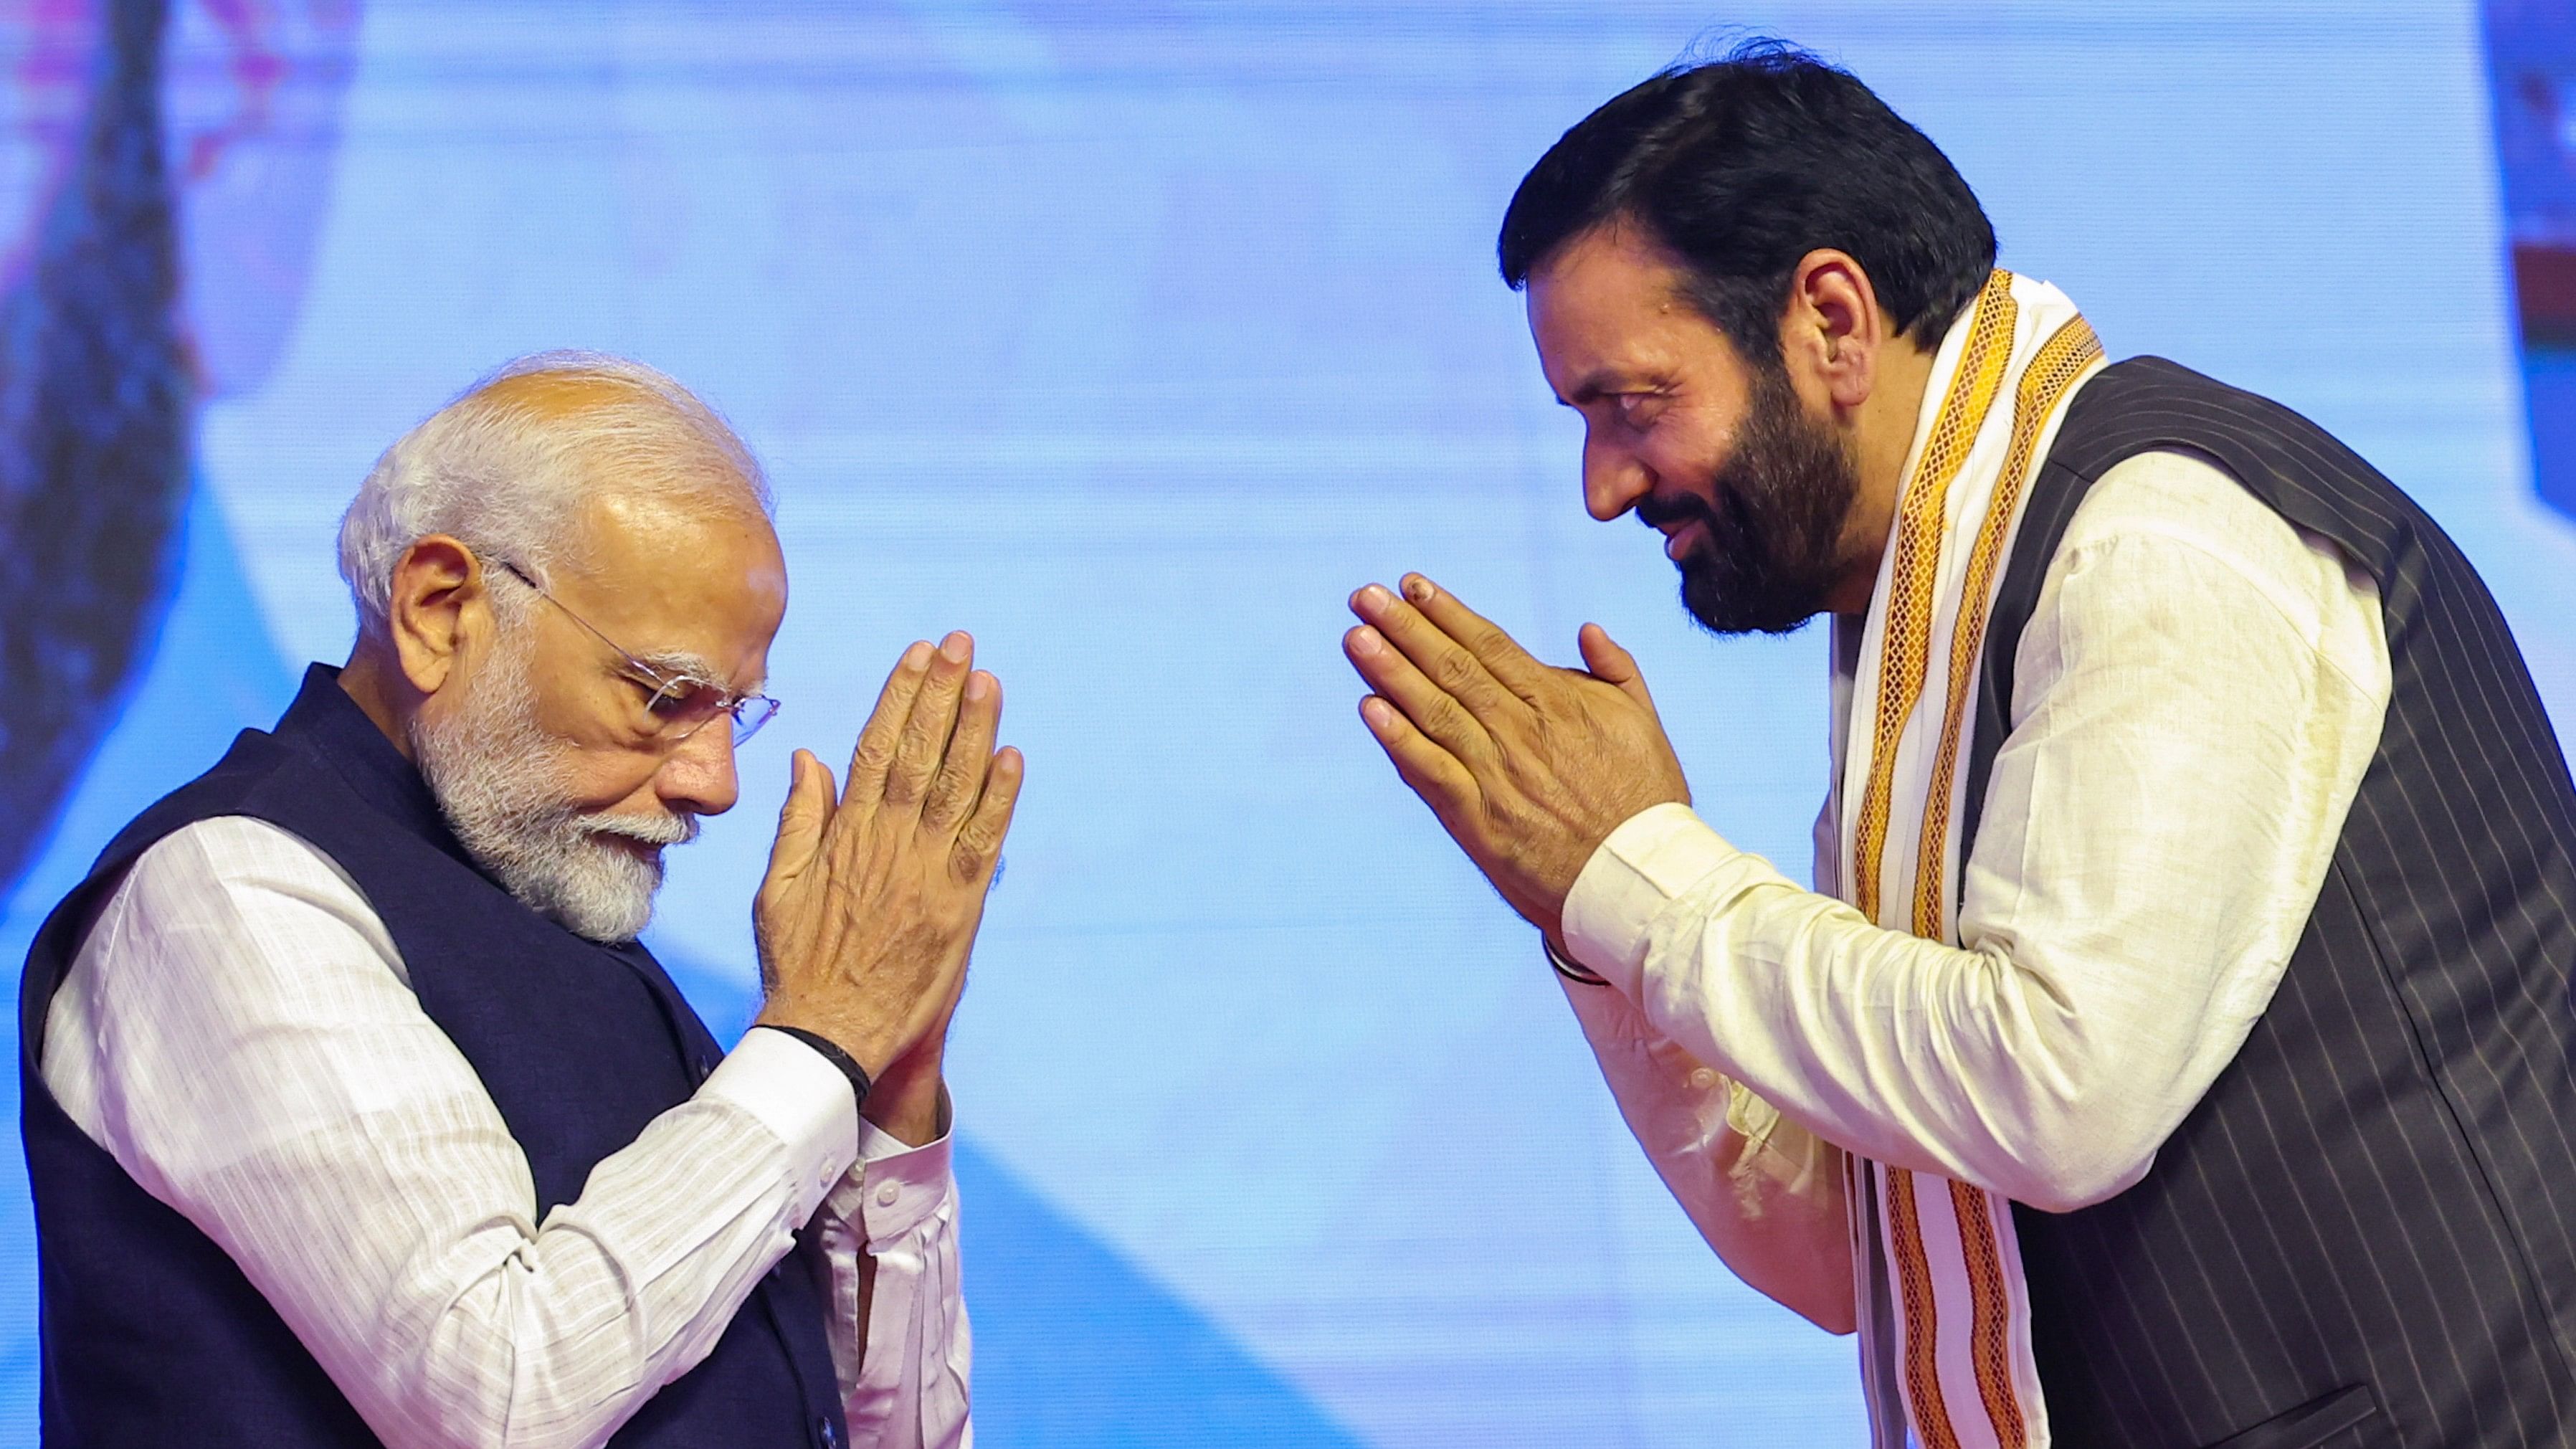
[1344,623,1496,765]
[1349,580,1525,723]
[763,749,835,885]
[1578,622,1661,715]
[845,642,935,805]
[921,670,1002,832]
[757,753,836,976]
[1358,694,1480,821]
[887,631,973,809]
[1399,574,1552,700]
[951,746,1025,883]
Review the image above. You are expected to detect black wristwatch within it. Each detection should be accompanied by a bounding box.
[761,1025,875,1106]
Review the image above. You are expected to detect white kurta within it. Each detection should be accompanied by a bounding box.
[1556,444,2390,1367]
[40,814,971,1449]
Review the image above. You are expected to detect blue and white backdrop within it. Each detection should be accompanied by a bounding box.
[0,3,2563,1445]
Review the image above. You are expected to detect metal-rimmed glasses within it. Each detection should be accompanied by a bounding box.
[483,554,781,746]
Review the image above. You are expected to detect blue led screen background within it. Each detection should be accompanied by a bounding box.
[0,3,2565,1445]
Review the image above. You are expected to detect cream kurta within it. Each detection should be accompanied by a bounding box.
[1556,441,2388,1438]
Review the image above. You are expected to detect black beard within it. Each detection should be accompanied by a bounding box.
[1643,363,1861,636]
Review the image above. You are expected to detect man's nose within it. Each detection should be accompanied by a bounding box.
[1582,432,1653,523]
[656,721,741,817]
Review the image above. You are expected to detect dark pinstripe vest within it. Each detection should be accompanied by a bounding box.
[1964,358,2576,1448]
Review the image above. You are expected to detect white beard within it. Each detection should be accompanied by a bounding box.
[409,634,698,943]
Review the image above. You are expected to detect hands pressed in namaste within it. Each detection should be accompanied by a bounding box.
[1343,574,1692,942]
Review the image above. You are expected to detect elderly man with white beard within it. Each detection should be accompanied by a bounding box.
[17,353,1014,1449]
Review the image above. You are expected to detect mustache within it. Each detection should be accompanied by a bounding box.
[1635,490,1715,531]
[580,812,702,847]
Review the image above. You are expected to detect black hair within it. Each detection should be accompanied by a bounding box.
[1497,40,1996,364]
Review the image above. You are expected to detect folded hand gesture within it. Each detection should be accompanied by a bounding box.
[754,632,1022,1081]
[1344,575,1689,941]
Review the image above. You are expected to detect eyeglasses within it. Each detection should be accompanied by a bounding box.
[483,555,781,746]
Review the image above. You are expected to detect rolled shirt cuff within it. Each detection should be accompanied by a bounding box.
[1561,801,1749,997]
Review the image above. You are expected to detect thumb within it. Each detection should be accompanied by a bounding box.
[1579,623,1659,713]
[763,749,835,893]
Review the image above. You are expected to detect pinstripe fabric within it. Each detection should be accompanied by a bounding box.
[1964,358,2576,1447]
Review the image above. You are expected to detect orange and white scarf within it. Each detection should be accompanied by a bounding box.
[1830,270,2104,1449]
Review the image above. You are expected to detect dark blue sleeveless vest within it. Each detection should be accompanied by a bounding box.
[1966,359,2576,1448]
[19,665,849,1448]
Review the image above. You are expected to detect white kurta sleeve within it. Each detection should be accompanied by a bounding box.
[1558,449,2391,1215]
[39,814,892,1449]
[1554,954,1855,1331]
[819,1121,971,1448]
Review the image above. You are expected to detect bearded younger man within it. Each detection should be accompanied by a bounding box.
[1344,44,2576,1449]
[22,354,1017,1449]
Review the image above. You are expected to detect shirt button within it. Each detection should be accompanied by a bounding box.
[1688,1068,1719,1089]
[875,1182,900,1208]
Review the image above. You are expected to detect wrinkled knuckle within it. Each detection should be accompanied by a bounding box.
[1422,693,1465,732]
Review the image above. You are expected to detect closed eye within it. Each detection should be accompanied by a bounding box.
[643,677,727,720]
[1615,391,1662,425]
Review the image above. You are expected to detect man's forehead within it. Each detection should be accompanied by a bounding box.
[1528,228,1728,394]
[1531,292,1692,394]
[548,494,786,682]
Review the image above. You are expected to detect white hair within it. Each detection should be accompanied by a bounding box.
[337,350,774,639]
[409,619,697,941]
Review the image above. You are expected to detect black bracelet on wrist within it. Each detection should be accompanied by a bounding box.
[1544,937,1612,987]
[762,1025,874,1106]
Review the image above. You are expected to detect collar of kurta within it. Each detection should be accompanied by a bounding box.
[277,661,477,871]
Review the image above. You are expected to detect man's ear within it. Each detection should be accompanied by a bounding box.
[1779,248,1886,413]
[386,535,487,696]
